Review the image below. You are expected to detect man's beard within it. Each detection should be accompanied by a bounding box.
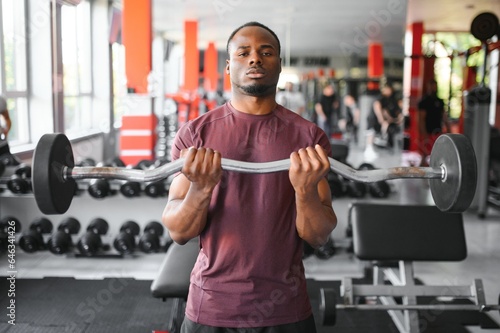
[236,82,273,96]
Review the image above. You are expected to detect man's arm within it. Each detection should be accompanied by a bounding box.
[314,102,327,121]
[289,145,337,248]
[162,148,222,245]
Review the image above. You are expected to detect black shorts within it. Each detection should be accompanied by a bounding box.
[180,315,317,333]
[366,110,381,133]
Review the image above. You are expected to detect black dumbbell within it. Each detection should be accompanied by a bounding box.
[135,159,154,170]
[139,221,166,253]
[144,181,168,198]
[327,173,346,198]
[0,216,22,234]
[106,157,126,168]
[314,236,336,260]
[113,220,140,254]
[0,216,21,253]
[19,217,53,253]
[47,217,81,255]
[77,158,96,167]
[77,218,109,256]
[358,163,391,198]
[7,164,32,194]
[118,160,156,197]
[120,181,141,197]
[88,179,111,199]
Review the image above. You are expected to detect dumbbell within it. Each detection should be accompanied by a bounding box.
[341,163,366,198]
[113,220,140,254]
[144,181,168,198]
[47,217,81,255]
[314,236,336,260]
[358,163,391,198]
[0,216,22,234]
[139,221,166,253]
[19,217,53,253]
[76,158,96,167]
[87,159,125,198]
[88,178,112,198]
[327,173,346,198]
[7,164,32,194]
[0,216,22,253]
[77,218,109,256]
[119,160,155,197]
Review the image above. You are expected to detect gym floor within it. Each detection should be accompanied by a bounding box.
[10,143,500,332]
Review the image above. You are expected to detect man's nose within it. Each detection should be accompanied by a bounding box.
[249,51,262,65]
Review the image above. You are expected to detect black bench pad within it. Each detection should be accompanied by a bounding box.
[349,203,467,262]
[150,238,199,299]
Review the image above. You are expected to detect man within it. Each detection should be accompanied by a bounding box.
[162,21,337,332]
[276,81,306,116]
[418,79,449,164]
[314,83,339,139]
[364,84,403,160]
[0,95,20,166]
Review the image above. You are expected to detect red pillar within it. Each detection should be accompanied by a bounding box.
[367,43,384,90]
[203,42,218,92]
[403,22,424,152]
[184,21,199,91]
[120,0,155,165]
[122,0,151,93]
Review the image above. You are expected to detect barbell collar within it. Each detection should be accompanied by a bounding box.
[64,157,443,184]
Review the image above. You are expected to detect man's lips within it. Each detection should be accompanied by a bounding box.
[246,68,265,78]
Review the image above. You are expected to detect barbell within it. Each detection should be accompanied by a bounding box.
[319,286,500,326]
[32,133,477,215]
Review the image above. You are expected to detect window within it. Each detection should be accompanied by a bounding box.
[0,0,29,145]
[61,0,92,135]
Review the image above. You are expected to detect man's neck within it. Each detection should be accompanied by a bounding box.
[230,94,277,115]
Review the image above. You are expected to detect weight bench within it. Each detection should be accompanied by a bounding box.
[150,237,199,333]
[320,202,494,333]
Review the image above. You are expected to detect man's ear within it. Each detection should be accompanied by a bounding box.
[279,58,283,73]
[225,59,230,74]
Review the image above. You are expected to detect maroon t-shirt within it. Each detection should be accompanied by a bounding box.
[171,102,332,327]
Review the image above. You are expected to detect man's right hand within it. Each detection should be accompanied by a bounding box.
[180,147,222,192]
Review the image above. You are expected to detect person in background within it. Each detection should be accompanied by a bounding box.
[0,95,20,166]
[418,79,450,165]
[162,21,337,332]
[314,83,339,139]
[364,83,402,161]
[342,94,360,143]
[276,81,306,116]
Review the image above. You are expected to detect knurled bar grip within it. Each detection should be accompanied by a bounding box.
[65,157,444,183]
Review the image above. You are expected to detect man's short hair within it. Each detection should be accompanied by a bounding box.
[226,21,281,55]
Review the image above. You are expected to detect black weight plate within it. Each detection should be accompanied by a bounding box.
[429,134,477,212]
[319,288,337,326]
[470,12,499,41]
[32,134,76,214]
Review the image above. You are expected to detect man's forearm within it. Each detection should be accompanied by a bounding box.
[163,187,212,244]
[295,192,337,248]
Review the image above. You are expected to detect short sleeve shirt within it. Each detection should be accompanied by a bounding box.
[171,102,332,327]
